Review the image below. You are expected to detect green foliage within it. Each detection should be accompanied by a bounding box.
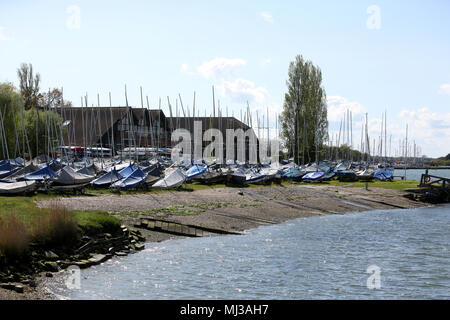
[430,154,450,166]
[0,81,65,159]
[281,55,328,164]
[73,210,122,236]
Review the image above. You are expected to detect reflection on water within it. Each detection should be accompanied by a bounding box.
[48,204,450,300]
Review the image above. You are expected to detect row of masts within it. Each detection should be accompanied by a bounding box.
[1,85,423,166]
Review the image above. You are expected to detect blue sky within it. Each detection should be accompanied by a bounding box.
[0,0,449,157]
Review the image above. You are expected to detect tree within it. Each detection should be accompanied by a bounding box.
[17,63,41,110]
[37,88,72,109]
[280,55,328,164]
[0,82,21,159]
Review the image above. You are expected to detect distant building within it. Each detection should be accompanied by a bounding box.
[57,106,257,160]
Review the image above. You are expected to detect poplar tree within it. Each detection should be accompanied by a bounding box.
[280,55,328,164]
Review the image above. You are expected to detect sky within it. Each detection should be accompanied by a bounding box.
[0,0,449,157]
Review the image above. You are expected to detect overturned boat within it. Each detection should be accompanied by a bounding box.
[152,168,186,189]
[111,168,147,190]
[91,169,123,188]
[0,180,36,195]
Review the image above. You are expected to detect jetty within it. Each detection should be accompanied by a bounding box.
[406,171,450,203]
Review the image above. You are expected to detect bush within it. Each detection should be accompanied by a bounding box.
[32,202,78,247]
[73,210,122,236]
[0,213,30,258]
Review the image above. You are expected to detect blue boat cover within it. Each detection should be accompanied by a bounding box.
[91,169,122,187]
[118,165,135,179]
[186,165,207,179]
[302,171,325,181]
[281,166,302,179]
[374,169,393,181]
[24,166,58,181]
[111,168,147,190]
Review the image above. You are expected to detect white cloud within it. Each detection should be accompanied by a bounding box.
[438,83,450,95]
[326,96,367,122]
[397,107,450,157]
[325,95,449,157]
[217,78,269,105]
[196,58,246,80]
[180,63,196,76]
[260,11,274,23]
[0,26,11,40]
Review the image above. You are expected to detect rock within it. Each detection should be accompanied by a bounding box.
[134,243,145,251]
[43,261,59,272]
[73,260,92,269]
[14,285,24,293]
[104,233,112,239]
[45,273,53,278]
[88,254,108,266]
[44,251,59,261]
[0,283,15,290]
[115,252,128,257]
[29,280,37,288]
[238,191,244,196]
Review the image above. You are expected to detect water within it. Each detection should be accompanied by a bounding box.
[393,168,450,181]
[50,205,450,300]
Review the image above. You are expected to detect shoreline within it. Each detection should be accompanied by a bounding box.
[3,183,431,300]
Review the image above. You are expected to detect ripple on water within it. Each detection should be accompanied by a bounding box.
[54,205,450,300]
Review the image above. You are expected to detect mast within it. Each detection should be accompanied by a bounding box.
[109,92,115,158]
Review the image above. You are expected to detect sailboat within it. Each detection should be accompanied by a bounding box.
[91,168,123,188]
[152,168,186,189]
[51,165,95,186]
[111,167,147,190]
[0,180,37,195]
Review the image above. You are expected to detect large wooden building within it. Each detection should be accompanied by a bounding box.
[57,106,256,159]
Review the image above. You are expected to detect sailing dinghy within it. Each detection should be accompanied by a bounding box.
[152,168,186,189]
[0,180,36,195]
[111,168,147,190]
[51,166,95,186]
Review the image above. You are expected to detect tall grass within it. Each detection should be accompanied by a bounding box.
[31,201,78,247]
[0,212,30,258]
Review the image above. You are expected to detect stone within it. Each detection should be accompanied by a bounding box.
[14,285,24,293]
[0,283,15,290]
[115,252,128,257]
[134,243,145,251]
[44,261,59,272]
[44,251,59,260]
[88,254,108,265]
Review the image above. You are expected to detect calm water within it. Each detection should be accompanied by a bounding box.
[49,205,450,300]
[393,168,450,181]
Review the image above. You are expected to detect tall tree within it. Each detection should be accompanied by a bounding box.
[17,63,40,110]
[280,55,328,164]
[37,88,72,109]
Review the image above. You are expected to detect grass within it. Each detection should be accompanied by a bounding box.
[0,196,121,259]
[325,179,420,190]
